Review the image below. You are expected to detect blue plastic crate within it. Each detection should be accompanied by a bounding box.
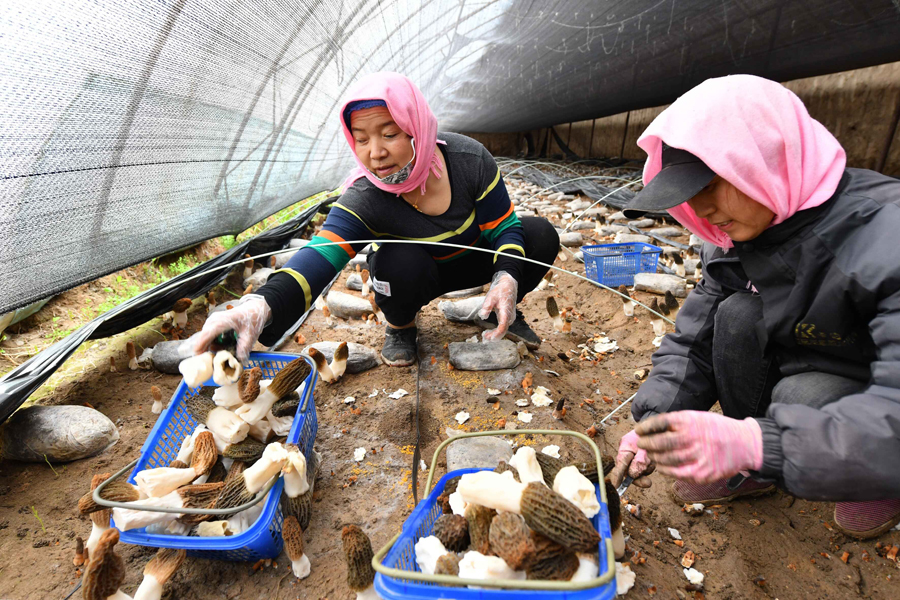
[374,468,616,600]
[582,242,662,287]
[116,352,318,561]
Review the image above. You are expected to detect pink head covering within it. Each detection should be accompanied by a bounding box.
[339,72,445,196]
[638,74,846,248]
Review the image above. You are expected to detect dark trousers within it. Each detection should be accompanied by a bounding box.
[713,292,867,419]
[367,217,559,326]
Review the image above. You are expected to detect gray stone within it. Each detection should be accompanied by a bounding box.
[598,225,628,235]
[325,290,373,319]
[150,339,191,374]
[659,246,681,256]
[446,427,513,471]
[288,238,309,249]
[439,296,485,322]
[614,234,652,244]
[685,258,701,274]
[272,249,298,269]
[243,268,274,291]
[650,227,686,238]
[345,273,363,291]
[628,219,655,229]
[515,210,536,218]
[567,200,591,211]
[579,207,608,217]
[608,211,627,221]
[541,206,564,215]
[574,250,584,262]
[347,254,368,270]
[0,405,119,463]
[634,273,688,298]
[449,340,521,371]
[571,221,596,231]
[441,286,484,299]
[303,341,380,373]
[558,232,584,247]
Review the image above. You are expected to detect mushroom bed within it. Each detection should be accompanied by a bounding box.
[1,164,898,599]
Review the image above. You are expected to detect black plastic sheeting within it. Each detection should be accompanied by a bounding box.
[2,1,900,316]
[0,200,328,424]
[507,163,653,213]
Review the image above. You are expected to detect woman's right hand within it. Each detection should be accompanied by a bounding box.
[193,294,271,363]
[609,429,656,488]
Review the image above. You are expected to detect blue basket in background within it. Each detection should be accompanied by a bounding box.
[116,352,317,561]
[374,468,617,600]
[582,242,662,287]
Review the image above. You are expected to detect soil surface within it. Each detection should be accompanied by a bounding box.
[1,169,898,600]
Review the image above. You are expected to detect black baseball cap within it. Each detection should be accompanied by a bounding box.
[623,144,715,218]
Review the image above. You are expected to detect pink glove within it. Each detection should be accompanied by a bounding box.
[193,294,271,363]
[635,411,763,484]
[480,271,518,342]
[610,430,655,488]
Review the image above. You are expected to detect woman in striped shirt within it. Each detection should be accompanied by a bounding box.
[196,73,558,367]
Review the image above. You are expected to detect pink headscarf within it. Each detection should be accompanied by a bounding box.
[638,75,846,248]
[339,72,445,196]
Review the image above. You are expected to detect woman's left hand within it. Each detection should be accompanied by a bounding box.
[635,411,763,484]
[479,271,518,342]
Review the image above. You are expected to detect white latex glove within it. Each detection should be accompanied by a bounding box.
[479,271,518,342]
[193,294,271,363]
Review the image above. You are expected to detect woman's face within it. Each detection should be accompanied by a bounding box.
[686,176,775,242]
[349,106,414,178]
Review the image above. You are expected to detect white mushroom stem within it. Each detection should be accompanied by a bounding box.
[552,466,601,518]
[458,551,525,583]
[86,520,110,557]
[175,425,207,464]
[652,317,666,337]
[212,383,242,408]
[135,467,199,498]
[448,491,468,516]
[509,447,545,486]
[570,554,600,582]
[212,351,243,386]
[206,406,250,443]
[282,449,309,497]
[108,591,134,600]
[234,386,280,425]
[291,553,311,579]
[112,493,185,531]
[414,536,448,575]
[456,471,526,514]
[243,442,290,494]
[179,353,214,388]
[675,263,685,277]
[355,585,381,600]
[248,417,273,443]
[329,354,347,381]
[266,410,294,437]
[173,310,188,329]
[151,399,164,415]
[133,575,162,600]
[622,299,634,317]
[612,521,626,559]
[197,521,231,537]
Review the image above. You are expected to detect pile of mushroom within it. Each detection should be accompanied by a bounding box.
[413,446,609,587]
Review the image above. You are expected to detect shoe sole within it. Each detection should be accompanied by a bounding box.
[473,318,541,350]
[834,510,900,540]
[672,484,776,505]
[380,353,416,368]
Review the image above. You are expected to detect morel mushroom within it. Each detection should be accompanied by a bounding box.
[308,347,334,383]
[282,449,320,530]
[464,503,496,555]
[414,535,449,575]
[134,431,217,497]
[172,298,192,329]
[605,480,625,559]
[546,297,565,332]
[215,442,291,510]
[457,472,601,552]
[212,350,243,387]
[432,513,469,552]
[330,342,349,381]
[526,551,580,581]
[283,515,311,579]
[234,357,310,425]
[133,547,186,600]
[179,352,214,389]
[81,528,126,600]
[150,385,165,415]
[618,285,634,317]
[342,524,378,600]
[127,342,139,371]
[552,466,601,518]
[112,482,224,531]
[184,393,249,444]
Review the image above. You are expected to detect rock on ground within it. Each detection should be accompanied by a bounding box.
[0,405,119,462]
[571,221,596,231]
[345,273,363,291]
[598,225,628,235]
[441,286,485,299]
[634,273,688,297]
[613,233,651,244]
[446,429,513,471]
[272,249,298,269]
[449,340,521,371]
[150,339,191,374]
[608,211,627,221]
[439,296,485,322]
[558,232,584,247]
[244,268,275,291]
[347,254,368,270]
[650,227,686,238]
[326,291,373,319]
[303,341,380,373]
[627,218,655,228]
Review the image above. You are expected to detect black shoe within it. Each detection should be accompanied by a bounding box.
[475,310,541,350]
[381,325,418,367]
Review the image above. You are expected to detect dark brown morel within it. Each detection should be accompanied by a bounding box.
[434,553,461,576]
[519,482,601,552]
[464,503,496,555]
[432,513,469,552]
[488,512,535,570]
[525,551,580,581]
[342,524,375,592]
[493,460,520,481]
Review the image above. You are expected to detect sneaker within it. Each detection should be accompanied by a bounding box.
[834,499,900,539]
[673,477,775,504]
[381,325,417,367]
[475,310,542,350]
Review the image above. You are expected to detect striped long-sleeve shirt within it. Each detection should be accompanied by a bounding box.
[257,132,525,344]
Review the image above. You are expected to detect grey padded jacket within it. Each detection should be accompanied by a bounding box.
[633,168,900,501]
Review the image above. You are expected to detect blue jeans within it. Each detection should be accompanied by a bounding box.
[712,292,867,419]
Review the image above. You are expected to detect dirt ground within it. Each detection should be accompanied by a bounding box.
[1,186,899,600]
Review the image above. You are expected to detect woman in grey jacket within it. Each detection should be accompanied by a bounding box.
[610,74,900,539]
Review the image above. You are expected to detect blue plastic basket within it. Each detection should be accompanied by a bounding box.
[582,242,662,287]
[374,468,616,600]
[116,351,318,561]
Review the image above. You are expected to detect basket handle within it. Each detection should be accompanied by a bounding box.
[372,429,616,591]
